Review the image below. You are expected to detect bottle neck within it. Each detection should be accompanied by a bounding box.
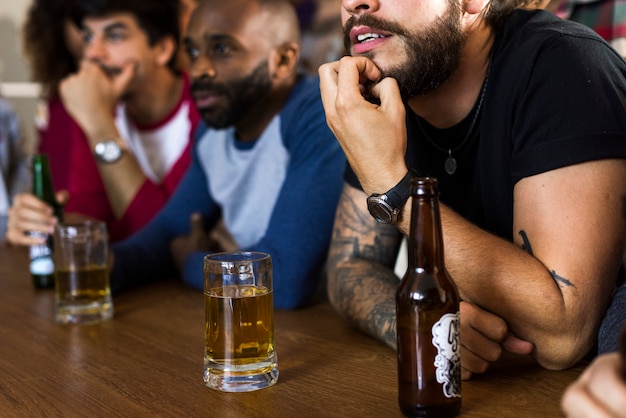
[32,154,63,222]
[407,193,445,271]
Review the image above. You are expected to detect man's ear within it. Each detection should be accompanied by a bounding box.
[269,42,300,79]
[154,36,177,67]
[463,0,489,15]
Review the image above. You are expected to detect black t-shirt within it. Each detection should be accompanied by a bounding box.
[347,9,626,240]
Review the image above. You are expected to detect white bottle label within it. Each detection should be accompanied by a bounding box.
[29,231,54,275]
[432,311,461,398]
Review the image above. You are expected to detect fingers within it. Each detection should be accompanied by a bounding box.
[561,353,626,418]
[334,56,382,111]
[561,383,613,418]
[459,301,507,377]
[319,57,383,117]
[56,190,70,207]
[189,212,205,236]
[111,61,136,98]
[501,332,534,355]
[6,193,58,246]
[318,60,341,121]
[461,367,473,381]
[583,353,626,417]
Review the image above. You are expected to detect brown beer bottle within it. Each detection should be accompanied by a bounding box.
[396,177,461,417]
[29,154,63,289]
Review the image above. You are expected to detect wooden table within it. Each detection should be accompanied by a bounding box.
[0,244,585,417]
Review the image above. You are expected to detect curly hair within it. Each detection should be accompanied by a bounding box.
[70,0,181,72]
[22,0,79,96]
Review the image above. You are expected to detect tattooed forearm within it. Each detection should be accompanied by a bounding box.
[326,184,403,349]
[369,304,398,349]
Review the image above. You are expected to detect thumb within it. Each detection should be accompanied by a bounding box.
[502,332,534,355]
[56,190,70,206]
[189,212,205,236]
[111,61,136,97]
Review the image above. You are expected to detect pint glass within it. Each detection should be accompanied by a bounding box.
[54,220,113,324]
[203,251,279,392]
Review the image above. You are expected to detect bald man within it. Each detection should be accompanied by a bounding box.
[110,0,346,309]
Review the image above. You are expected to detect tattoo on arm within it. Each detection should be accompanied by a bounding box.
[519,230,533,255]
[550,270,576,288]
[518,230,575,288]
[327,185,402,349]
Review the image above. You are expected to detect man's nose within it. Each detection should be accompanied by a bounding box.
[83,37,107,61]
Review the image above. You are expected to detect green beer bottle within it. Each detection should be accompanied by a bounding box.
[29,154,63,289]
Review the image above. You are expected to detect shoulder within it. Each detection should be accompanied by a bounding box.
[279,75,328,134]
[491,9,626,100]
[496,9,624,65]
[279,76,339,152]
[279,75,325,121]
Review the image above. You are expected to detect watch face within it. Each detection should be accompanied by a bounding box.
[367,197,396,224]
[95,141,122,163]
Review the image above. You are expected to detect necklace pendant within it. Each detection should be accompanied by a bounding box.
[445,156,457,175]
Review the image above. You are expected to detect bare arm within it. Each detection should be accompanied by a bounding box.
[320,57,626,370]
[60,60,145,218]
[326,183,403,348]
[331,160,626,370]
[327,184,533,379]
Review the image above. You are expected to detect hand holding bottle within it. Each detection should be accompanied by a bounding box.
[6,190,68,247]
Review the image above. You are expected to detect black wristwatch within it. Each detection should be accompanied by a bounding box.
[94,139,123,164]
[366,169,418,224]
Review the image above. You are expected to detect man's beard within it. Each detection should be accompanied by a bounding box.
[343,1,464,99]
[191,60,272,129]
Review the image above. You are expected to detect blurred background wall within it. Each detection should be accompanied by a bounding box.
[0,2,38,153]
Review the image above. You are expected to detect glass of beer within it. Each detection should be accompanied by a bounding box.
[53,220,113,324]
[203,251,278,392]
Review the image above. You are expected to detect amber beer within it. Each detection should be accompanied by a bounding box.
[205,285,275,364]
[203,252,278,392]
[396,177,461,418]
[54,221,113,324]
[55,264,111,319]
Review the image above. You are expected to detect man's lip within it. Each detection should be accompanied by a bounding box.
[349,26,392,55]
[192,90,221,109]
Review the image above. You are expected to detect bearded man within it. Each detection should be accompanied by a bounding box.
[110,0,346,310]
[319,0,626,378]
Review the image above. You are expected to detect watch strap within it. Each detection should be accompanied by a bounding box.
[376,169,418,210]
[367,169,419,224]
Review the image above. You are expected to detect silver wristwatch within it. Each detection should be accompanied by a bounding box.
[94,140,123,164]
[366,169,418,224]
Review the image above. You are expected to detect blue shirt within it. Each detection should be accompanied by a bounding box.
[111,75,346,309]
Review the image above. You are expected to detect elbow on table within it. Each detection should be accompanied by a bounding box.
[533,331,595,371]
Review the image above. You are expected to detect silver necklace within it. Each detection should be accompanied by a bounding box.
[415,58,492,175]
